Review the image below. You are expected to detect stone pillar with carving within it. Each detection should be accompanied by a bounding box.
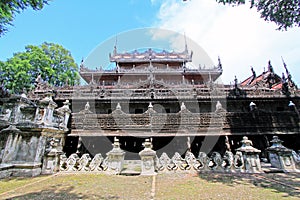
[42,138,60,174]
[39,92,57,125]
[139,138,157,175]
[236,136,263,173]
[56,100,71,131]
[267,136,298,172]
[106,137,125,174]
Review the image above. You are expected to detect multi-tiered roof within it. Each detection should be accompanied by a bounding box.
[79,46,223,87]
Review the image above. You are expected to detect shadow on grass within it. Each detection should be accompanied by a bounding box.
[4,185,121,200]
[198,172,300,198]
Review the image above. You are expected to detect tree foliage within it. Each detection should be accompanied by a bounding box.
[0,42,80,94]
[217,0,300,30]
[0,0,50,36]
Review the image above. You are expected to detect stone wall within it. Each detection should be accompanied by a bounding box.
[0,94,71,178]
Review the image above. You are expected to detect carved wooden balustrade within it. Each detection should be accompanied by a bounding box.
[71,110,300,136]
[28,84,298,101]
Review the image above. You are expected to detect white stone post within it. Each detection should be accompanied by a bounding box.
[267,136,298,172]
[39,92,57,125]
[139,138,157,175]
[106,137,125,174]
[56,100,71,131]
[236,136,263,173]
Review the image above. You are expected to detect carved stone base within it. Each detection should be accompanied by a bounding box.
[140,156,156,176]
[106,138,125,175]
[267,136,299,172]
[243,153,263,173]
[11,168,42,177]
[7,162,42,177]
[42,154,59,174]
[106,156,125,175]
[269,153,298,172]
[0,164,13,179]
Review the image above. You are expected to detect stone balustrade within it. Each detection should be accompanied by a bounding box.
[57,136,300,175]
[58,149,257,174]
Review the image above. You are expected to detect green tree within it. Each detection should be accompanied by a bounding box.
[0,0,50,36]
[0,42,80,94]
[217,0,300,30]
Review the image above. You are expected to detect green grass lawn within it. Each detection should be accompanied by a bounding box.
[0,172,299,199]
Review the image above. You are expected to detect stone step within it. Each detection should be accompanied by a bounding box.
[261,162,284,173]
[124,160,141,165]
[121,160,141,176]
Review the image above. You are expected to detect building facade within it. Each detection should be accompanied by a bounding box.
[0,46,300,177]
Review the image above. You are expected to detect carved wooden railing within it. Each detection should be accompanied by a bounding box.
[71,111,300,134]
[28,85,298,101]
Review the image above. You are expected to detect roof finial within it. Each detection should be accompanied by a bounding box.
[251,66,256,78]
[80,57,84,69]
[268,60,274,73]
[234,76,238,88]
[282,72,286,83]
[281,56,286,68]
[248,66,256,85]
[184,32,188,53]
[281,57,297,89]
[281,56,290,79]
[217,56,222,71]
[113,35,118,55]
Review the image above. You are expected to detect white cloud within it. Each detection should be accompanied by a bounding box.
[152,0,300,85]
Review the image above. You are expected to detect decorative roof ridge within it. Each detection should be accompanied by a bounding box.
[109,47,192,62]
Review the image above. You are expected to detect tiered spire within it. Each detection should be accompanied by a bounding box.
[113,35,118,55]
[217,56,222,71]
[184,32,188,53]
[281,57,297,91]
[268,60,274,73]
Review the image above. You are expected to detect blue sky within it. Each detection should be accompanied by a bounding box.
[1,0,300,85]
[0,0,159,64]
